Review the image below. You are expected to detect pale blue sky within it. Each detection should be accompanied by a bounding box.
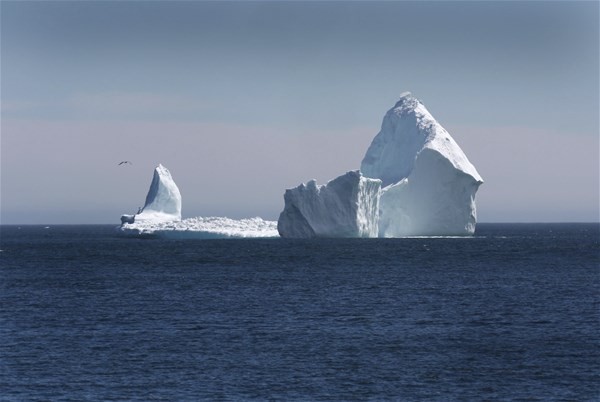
[2,1,598,223]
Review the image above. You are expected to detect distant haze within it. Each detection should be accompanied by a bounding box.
[2,1,598,224]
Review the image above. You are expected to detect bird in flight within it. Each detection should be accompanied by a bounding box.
[118,161,132,166]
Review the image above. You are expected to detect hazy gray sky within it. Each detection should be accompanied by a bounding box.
[2,1,598,224]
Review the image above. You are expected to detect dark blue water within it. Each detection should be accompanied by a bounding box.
[1,224,598,400]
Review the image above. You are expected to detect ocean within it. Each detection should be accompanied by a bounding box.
[1,223,598,400]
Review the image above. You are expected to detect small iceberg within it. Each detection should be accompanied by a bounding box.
[119,165,278,238]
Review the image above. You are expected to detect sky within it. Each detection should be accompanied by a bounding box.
[1,1,598,224]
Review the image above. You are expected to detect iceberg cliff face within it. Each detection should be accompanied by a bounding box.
[361,92,483,236]
[278,170,381,238]
[122,164,182,224]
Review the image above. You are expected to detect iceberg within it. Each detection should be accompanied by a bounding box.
[119,92,483,240]
[361,92,483,236]
[119,164,277,238]
[121,164,182,224]
[277,92,482,238]
[277,170,381,238]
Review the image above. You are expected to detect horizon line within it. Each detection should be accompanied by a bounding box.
[1,221,599,226]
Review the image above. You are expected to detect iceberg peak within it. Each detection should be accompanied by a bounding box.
[392,92,421,114]
[362,92,482,187]
[121,164,182,224]
[361,92,483,236]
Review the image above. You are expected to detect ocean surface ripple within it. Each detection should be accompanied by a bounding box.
[1,223,598,400]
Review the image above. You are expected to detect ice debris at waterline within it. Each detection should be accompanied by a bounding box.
[278,92,483,238]
[278,171,381,238]
[121,216,278,239]
[119,165,277,238]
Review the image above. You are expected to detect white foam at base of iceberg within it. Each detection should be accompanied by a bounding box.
[120,216,278,239]
[277,170,381,238]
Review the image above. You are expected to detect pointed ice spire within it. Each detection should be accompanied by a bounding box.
[135,164,182,223]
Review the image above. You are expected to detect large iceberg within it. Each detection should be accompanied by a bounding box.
[361,92,483,236]
[277,92,483,238]
[119,164,277,238]
[277,170,381,238]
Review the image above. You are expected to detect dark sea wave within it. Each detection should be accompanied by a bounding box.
[1,223,598,400]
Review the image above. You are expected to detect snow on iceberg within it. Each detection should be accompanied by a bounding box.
[119,164,278,238]
[361,92,483,236]
[278,170,381,238]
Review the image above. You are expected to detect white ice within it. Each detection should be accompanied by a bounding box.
[277,170,381,238]
[120,216,278,238]
[120,92,483,239]
[119,164,277,238]
[361,92,483,236]
[122,164,182,224]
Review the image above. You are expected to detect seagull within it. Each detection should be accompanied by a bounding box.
[118,161,132,166]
